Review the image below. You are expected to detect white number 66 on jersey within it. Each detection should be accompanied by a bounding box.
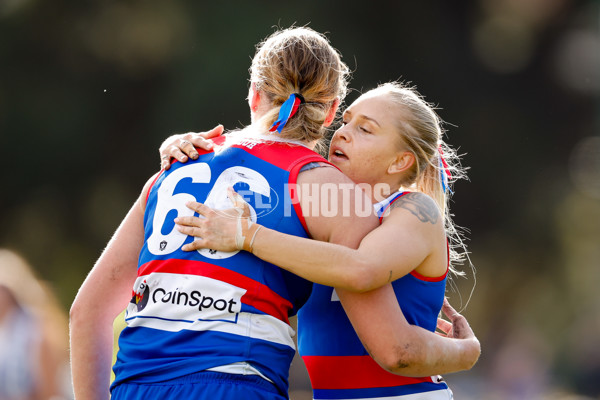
[147,163,272,259]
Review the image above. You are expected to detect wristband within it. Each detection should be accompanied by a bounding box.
[243,224,263,253]
[234,214,252,250]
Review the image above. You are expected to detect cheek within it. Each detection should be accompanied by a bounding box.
[351,143,383,166]
[347,151,382,178]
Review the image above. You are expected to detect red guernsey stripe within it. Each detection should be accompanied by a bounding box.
[287,155,336,235]
[139,259,293,323]
[230,141,321,171]
[379,192,409,223]
[302,355,433,389]
[410,269,448,282]
[230,139,334,235]
[145,170,165,205]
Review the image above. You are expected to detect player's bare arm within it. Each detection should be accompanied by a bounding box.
[70,175,155,400]
[177,190,445,292]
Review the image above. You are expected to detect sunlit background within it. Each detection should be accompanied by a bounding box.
[1,1,599,399]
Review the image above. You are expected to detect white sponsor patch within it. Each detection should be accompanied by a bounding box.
[125,273,295,348]
[127,273,244,323]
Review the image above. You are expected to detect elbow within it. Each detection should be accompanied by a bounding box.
[69,300,82,326]
[342,259,379,293]
[375,343,420,376]
[462,338,481,371]
[69,296,89,328]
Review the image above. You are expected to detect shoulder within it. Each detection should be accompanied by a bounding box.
[296,163,353,185]
[296,165,378,246]
[386,192,440,225]
[139,171,163,211]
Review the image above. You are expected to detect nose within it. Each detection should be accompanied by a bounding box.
[334,124,351,143]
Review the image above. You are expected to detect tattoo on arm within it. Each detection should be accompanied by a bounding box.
[389,193,439,224]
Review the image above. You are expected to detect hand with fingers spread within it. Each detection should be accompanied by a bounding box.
[159,125,224,170]
[176,187,263,253]
[436,298,481,369]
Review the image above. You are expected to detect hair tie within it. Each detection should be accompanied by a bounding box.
[438,145,452,193]
[269,93,305,133]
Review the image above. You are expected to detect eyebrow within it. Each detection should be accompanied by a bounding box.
[344,110,381,127]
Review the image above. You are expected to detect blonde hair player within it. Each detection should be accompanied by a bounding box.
[164,81,479,399]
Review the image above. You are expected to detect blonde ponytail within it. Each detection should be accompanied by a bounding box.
[249,27,349,143]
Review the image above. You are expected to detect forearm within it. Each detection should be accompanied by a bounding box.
[252,226,375,291]
[69,193,146,398]
[337,286,479,377]
[70,258,135,399]
[379,323,479,376]
[70,306,115,400]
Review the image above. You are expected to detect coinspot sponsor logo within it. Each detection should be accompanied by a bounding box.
[128,274,244,324]
[151,287,239,314]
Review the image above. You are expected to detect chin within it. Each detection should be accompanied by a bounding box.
[328,158,356,181]
[329,159,343,170]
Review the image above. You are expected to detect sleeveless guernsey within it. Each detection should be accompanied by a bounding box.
[298,191,453,400]
[112,134,331,396]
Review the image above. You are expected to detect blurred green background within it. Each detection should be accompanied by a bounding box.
[1,0,599,399]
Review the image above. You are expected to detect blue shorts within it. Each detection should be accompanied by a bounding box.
[111,371,287,400]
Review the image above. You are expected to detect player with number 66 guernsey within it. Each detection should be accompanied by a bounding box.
[114,131,329,395]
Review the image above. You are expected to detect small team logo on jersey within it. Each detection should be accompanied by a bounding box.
[130,279,150,312]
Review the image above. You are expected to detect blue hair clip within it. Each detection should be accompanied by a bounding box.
[438,146,452,194]
[269,93,305,133]
[439,156,449,193]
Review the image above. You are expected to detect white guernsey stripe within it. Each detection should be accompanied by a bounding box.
[207,362,274,383]
[126,311,296,349]
[126,272,296,348]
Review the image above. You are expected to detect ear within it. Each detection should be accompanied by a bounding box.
[323,97,340,127]
[388,151,415,175]
[249,82,261,112]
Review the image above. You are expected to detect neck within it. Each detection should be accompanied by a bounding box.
[242,125,317,150]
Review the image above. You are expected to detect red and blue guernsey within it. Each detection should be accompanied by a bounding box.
[298,191,453,400]
[111,131,329,397]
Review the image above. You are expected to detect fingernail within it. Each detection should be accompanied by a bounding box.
[174,217,179,223]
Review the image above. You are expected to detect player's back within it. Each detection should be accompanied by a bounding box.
[112,132,328,395]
